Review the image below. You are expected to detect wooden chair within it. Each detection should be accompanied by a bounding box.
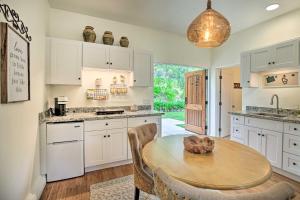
[128,123,157,200]
[154,168,296,200]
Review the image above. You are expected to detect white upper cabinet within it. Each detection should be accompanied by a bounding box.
[248,39,300,73]
[250,47,272,72]
[240,52,259,88]
[82,42,109,69]
[82,42,132,71]
[131,49,153,87]
[109,46,133,71]
[46,38,82,85]
[273,39,300,69]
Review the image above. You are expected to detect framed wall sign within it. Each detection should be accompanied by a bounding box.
[0,22,30,103]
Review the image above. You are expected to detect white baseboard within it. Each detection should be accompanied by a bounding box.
[85,160,133,172]
[25,175,46,200]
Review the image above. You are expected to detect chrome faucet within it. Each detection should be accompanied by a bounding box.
[270,94,280,114]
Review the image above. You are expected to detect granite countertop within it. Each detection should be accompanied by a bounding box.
[229,110,300,124]
[42,110,164,123]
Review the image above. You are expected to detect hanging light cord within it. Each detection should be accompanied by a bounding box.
[207,0,212,9]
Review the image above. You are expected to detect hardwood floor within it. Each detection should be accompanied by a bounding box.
[41,164,300,200]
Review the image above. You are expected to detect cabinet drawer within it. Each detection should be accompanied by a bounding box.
[85,118,127,131]
[284,134,300,156]
[283,152,300,176]
[47,122,83,144]
[231,115,245,125]
[245,117,283,132]
[128,116,161,127]
[231,125,244,140]
[284,123,300,136]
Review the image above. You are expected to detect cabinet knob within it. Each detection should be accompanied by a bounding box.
[294,143,297,146]
[110,62,112,65]
[268,62,271,65]
[272,61,275,64]
[78,77,81,80]
[104,135,107,138]
[144,120,147,123]
[105,123,108,126]
[108,135,111,138]
[258,133,261,136]
[106,62,109,64]
[134,80,136,82]
[262,134,265,137]
[294,128,298,131]
[247,81,250,83]
[293,162,297,166]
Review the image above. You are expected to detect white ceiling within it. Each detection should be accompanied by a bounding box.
[48,0,300,35]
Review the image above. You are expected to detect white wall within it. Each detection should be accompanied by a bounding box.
[47,8,211,107]
[47,69,153,107]
[0,0,49,200]
[210,9,300,134]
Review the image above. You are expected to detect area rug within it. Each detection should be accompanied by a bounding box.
[90,175,159,200]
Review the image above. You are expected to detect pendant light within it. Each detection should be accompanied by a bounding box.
[187,0,231,48]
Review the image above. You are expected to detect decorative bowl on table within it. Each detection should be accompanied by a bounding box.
[184,136,215,154]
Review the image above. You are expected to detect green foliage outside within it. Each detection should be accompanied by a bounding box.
[153,63,201,112]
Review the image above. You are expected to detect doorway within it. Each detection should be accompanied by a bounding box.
[153,63,206,136]
[218,66,242,138]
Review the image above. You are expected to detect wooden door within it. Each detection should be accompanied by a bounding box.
[82,42,109,69]
[185,70,206,134]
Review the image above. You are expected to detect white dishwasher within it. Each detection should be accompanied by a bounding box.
[46,122,84,182]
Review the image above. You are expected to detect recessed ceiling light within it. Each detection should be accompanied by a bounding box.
[266,4,280,11]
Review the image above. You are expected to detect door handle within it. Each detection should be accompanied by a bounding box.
[51,140,79,145]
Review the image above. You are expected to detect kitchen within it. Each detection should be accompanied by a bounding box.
[1,0,300,200]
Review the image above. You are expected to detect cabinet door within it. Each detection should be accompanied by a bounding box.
[106,128,128,163]
[240,53,259,88]
[132,50,153,87]
[82,42,109,69]
[84,130,107,167]
[261,130,283,168]
[273,39,299,69]
[47,38,82,85]
[246,127,262,153]
[250,48,272,72]
[109,46,133,71]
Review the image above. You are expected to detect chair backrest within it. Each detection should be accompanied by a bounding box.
[128,123,157,170]
[154,168,296,200]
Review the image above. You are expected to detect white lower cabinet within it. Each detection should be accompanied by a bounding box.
[84,130,107,167]
[84,116,162,168]
[262,130,283,168]
[231,115,283,169]
[283,152,300,176]
[247,127,262,152]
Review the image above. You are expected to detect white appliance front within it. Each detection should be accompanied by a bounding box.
[47,140,84,182]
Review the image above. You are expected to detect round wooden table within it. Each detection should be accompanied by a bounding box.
[142,135,272,190]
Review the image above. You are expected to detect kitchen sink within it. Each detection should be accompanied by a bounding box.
[252,112,287,118]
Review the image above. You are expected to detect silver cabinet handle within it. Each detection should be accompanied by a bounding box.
[51,140,79,145]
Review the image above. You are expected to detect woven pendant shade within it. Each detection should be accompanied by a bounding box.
[187,0,231,48]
